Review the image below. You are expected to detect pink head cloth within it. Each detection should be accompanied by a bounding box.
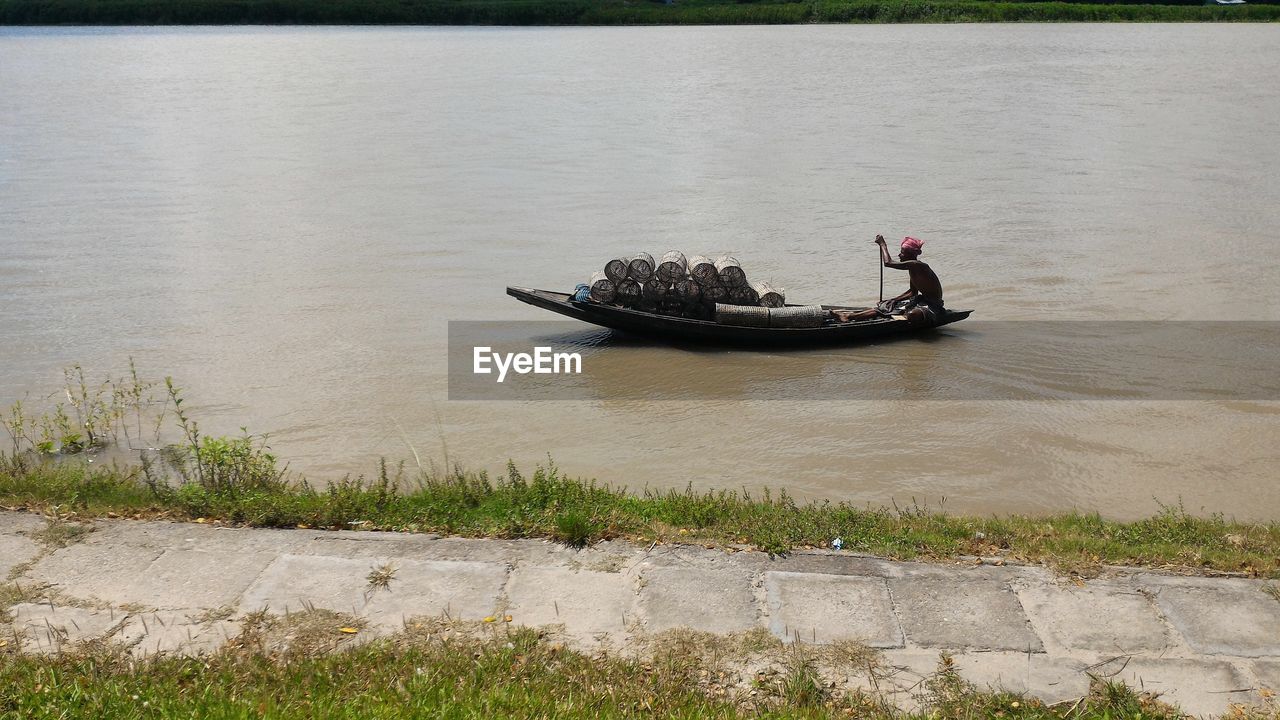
[901,236,924,253]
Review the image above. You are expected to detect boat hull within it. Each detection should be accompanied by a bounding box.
[507,287,971,347]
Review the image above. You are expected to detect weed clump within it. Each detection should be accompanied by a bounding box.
[554,511,595,548]
[2,360,161,458]
[158,378,286,494]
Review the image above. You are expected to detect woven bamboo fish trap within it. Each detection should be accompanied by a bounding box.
[616,278,642,306]
[603,257,630,285]
[753,282,785,308]
[688,255,719,285]
[715,256,748,287]
[769,305,826,328]
[728,284,759,306]
[659,297,686,315]
[588,271,616,303]
[701,284,728,305]
[642,278,671,303]
[684,303,713,321]
[656,250,688,284]
[672,278,702,304]
[628,252,655,282]
[714,303,769,328]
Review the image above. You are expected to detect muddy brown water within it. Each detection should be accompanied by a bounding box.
[2,26,1278,520]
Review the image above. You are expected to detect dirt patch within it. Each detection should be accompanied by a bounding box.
[31,516,93,550]
[226,608,370,660]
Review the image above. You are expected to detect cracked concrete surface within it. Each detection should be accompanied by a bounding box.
[2,511,1277,715]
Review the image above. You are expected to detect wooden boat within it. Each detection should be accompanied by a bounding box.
[507,287,972,346]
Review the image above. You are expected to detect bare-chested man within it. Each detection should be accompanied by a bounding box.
[832,235,945,325]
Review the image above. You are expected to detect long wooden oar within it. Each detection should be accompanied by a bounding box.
[877,240,884,306]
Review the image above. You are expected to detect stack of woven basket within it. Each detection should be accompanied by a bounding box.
[585,251,786,320]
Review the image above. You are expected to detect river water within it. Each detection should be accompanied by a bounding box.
[2,25,1278,519]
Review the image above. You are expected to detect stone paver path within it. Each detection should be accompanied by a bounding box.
[2,511,1277,716]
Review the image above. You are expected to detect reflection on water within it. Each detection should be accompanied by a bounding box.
[2,25,1280,519]
[450,322,1280,402]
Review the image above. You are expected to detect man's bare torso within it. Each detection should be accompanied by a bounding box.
[908,263,943,303]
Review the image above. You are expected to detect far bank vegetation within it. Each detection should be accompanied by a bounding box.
[2,0,1279,25]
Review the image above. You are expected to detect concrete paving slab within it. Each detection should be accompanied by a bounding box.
[9,603,128,653]
[0,533,40,578]
[119,548,278,610]
[27,543,165,604]
[1151,583,1280,657]
[1017,582,1175,655]
[8,512,1280,714]
[171,619,243,655]
[78,520,229,549]
[504,566,635,640]
[950,652,1091,704]
[116,610,207,657]
[1089,657,1255,717]
[82,520,308,556]
[239,554,509,627]
[763,554,899,579]
[300,533,577,567]
[888,578,1043,652]
[185,526,312,555]
[361,559,508,628]
[139,616,245,657]
[10,604,239,658]
[293,531,444,560]
[1253,659,1280,692]
[240,554,386,616]
[896,561,1054,585]
[764,572,902,647]
[637,566,759,634]
[0,511,47,535]
[1132,573,1263,591]
[877,648,951,709]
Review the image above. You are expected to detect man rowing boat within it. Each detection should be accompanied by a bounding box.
[832,235,945,324]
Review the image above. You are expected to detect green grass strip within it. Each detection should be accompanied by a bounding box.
[0,617,1202,719]
[3,454,1277,577]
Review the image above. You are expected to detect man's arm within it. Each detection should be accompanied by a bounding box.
[873,236,916,307]
[884,259,922,270]
[874,235,922,271]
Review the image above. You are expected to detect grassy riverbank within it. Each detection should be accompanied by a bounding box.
[3,454,1278,577]
[0,613,1202,720]
[3,367,1277,576]
[2,0,1279,25]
